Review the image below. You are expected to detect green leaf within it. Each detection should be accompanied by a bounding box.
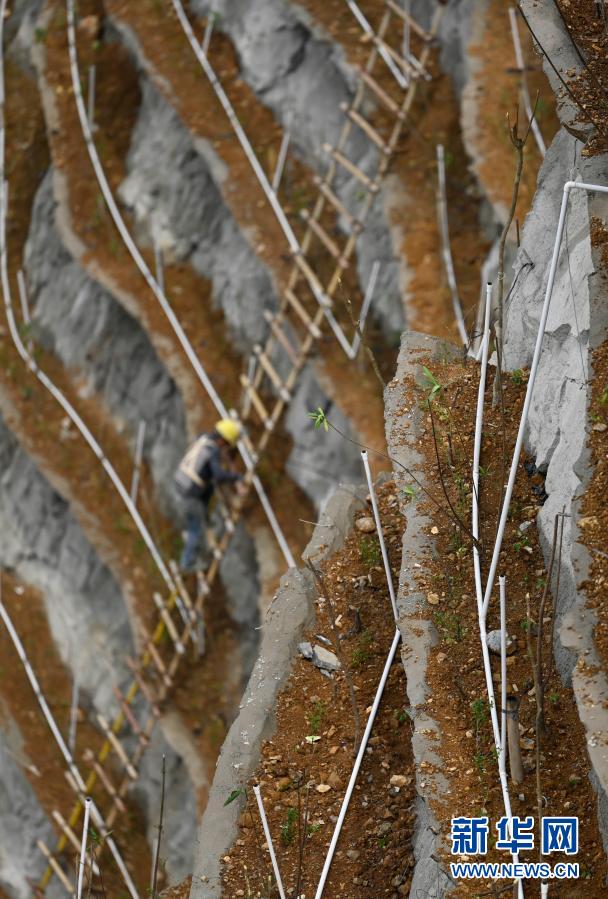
[224,788,245,807]
[421,366,441,397]
[403,484,417,498]
[305,735,321,743]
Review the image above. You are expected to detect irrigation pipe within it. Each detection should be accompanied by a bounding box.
[315,627,401,898]
[361,450,397,619]
[68,676,79,755]
[252,785,287,899]
[436,144,469,346]
[472,285,523,896]
[315,458,400,896]
[509,7,546,157]
[0,580,140,899]
[76,797,91,899]
[348,259,380,358]
[65,0,294,569]
[481,179,608,621]
[170,0,365,356]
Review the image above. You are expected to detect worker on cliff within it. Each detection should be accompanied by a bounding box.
[174,419,246,572]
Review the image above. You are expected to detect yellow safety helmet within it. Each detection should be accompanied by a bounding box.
[215,419,241,447]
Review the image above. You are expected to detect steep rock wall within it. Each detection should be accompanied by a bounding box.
[503,0,608,855]
[25,170,188,506]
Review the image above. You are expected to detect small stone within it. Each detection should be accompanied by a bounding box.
[356,516,376,533]
[486,630,515,655]
[518,520,532,532]
[427,592,440,605]
[430,526,439,535]
[465,730,473,738]
[436,652,447,663]
[298,641,313,660]
[316,783,331,793]
[312,645,341,672]
[346,849,360,861]
[390,774,411,787]
[592,422,607,432]
[277,777,292,792]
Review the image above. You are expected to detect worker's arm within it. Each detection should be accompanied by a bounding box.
[208,449,242,484]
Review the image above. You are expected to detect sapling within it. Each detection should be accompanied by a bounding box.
[150,755,166,898]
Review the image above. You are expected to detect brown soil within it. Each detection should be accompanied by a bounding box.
[538,0,608,157]
[468,0,559,222]
[0,571,152,895]
[401,357,608,895]
[213,483,417,898]
[578,315,608,682]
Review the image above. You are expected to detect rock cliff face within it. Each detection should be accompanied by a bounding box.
[25,170,188,504]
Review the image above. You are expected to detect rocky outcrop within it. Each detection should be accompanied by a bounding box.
[503,0,608,858]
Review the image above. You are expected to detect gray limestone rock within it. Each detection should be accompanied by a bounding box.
[24,170,187,507]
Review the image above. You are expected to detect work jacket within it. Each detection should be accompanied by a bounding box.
[174,433,240,502]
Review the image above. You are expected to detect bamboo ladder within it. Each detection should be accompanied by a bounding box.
[37,1,442,892]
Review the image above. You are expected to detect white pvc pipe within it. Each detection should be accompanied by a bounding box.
[65,0,294,569]
[0,589,140,898]
[482,180,608,621]
[16,269,31,325]
[499,575,508,775]
[76,797,91,899]
[252,785,286,899]
[87,64,96,131]
[153,240,164,296]
[315,627,401,898]
[201,17,213,55]
[472,286,522,896]
[361,450,397,621]
[272,129,291,194]
[508,7,546,157]
[345,0,409,89]
[349,260,379,357]
[68,676,79,755]
[130,420,147,505]
[436,144,469,346]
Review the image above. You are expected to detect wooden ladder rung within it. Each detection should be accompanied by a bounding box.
[385,0,432,40]
[323,143,379,193]
[254,344,291,402]
[299,209,341,260]
[375,33,419,77]
[125,657,161,718]
[313,176,364,233]
[37,841,74,894]
[292,251,332,308]
[144,636,173,689]
[168,564,197,619]
[113,686,149,745]
[152,592,185,654]
[97,714,138,780]
[284,287,322,339]
[83,749,128,814]
[263,310,300,365]
[355,65,400,114]
[340,102,391,154]
[239,374,273,430]
[51,810,101,877]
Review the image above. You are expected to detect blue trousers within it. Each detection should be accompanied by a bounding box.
[178,494,209,571]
